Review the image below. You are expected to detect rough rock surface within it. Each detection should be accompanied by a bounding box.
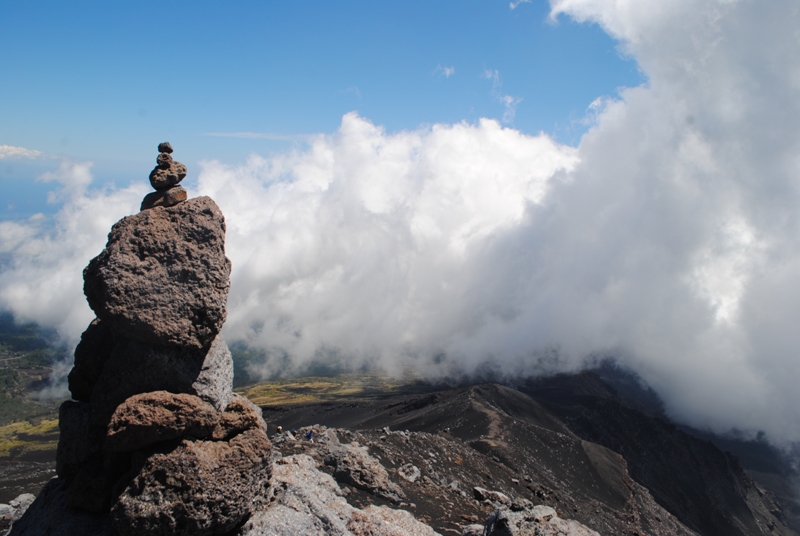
[111,429,273,536]
[482,505,600,536]
[106,392,265,452]
[324,442,406,503]
[105,391,219,452]
[8,479,114,536]
[83,196,231,349]
[89,335,233,425]
[68,319,117,402]
[141,185,188,210]
[238,455,438,536]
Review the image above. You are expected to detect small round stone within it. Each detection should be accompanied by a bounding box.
[157,142,173,154]
[156,152,173,169]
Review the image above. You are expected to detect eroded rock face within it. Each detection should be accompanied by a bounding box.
[111,429,273,536]
[89,335,233,426]
[83,196,231,349]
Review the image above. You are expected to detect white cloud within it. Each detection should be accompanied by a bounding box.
[0,145,42,160]
[2,0,800,446]
[434,65,456,78]
[509,0,532,9]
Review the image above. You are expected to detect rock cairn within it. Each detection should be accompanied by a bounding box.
[140,142,189,210]
[23,143,273,536]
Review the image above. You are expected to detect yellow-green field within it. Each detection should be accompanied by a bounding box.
[0,418,59,458]
[237,374,431,406]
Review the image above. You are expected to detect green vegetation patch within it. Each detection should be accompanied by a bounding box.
[0,418,59,458]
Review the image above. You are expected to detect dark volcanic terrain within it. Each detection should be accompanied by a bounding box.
[261,377,798,536]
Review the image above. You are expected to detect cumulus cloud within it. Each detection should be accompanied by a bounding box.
[0,161,146,343]
[0,145,43,160]
[2,0,800,446]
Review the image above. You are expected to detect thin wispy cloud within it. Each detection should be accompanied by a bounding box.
[482,69,523,124]
[509,0,531,10]
[205,132,313,142]
[0,145,43,160]
[343,86,362,99]
[434,65,455,78]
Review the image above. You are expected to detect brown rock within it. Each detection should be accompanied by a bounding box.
[156,152,173,169]
[83,196,231,349]
[111,429,273,536]
[105,392,219,453]
[149,161,187,190]
[68,319,117,402]
[140,186,188,211]
[89,335,233,426]
[158,142,173,154]
[212,394,266,440]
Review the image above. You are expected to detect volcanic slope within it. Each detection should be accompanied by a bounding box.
[520,372,796,536]
[262,383,705,535]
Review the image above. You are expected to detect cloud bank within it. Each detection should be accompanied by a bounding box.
[2,0,800,443]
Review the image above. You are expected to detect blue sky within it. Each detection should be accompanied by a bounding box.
[4,1,800,442]
[1,0,641,217]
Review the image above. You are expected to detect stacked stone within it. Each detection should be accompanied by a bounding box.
[55,144,273,536]
[140,142,189,210]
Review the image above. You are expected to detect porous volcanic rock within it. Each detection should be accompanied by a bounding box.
[212,394,267,440]
[83,196,231,349]
[141,185,188,211]
[105,392,219,453]
[111,429,273,536]
[68,319,117,402]
[89,335,234,426]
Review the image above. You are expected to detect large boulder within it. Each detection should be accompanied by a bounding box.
[111,429,273,536]
[89,335,233,426]
[105,392,219,453]
[83,196,231,349]
[105,392,265,452]
[56,401,99,479]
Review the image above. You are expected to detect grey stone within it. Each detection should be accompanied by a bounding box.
[111,428,273,536]
[141,186,188,211]
[238,455,439,536]
[460,525,484,536]
[398,463,421,483]
[483,505,600,536]
[8,478,114,536]
[472,486,511,506]
[83,196,231,349]
[324,443,405,503]
[90,335,234,426]
[68,319,117,402]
